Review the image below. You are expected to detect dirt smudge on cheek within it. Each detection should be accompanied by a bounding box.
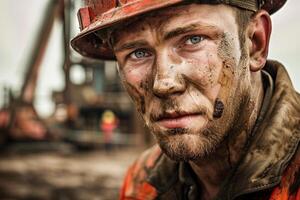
[213,98,224,119]
[126,83,146,114]
[218,61,234,87]
[205,64,214,86]
[217,33,239,69]
[213,34,240,120]
[205,52,219,87]
[140,97,146,114]
[216,33,239,99]
[139,79,150,92]
[184,59,211,90]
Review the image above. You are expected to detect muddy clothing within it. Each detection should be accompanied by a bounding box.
[120,60,300,200]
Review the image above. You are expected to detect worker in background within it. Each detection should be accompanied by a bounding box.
[100,110,118,151]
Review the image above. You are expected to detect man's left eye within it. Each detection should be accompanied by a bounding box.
[185,35,204,45]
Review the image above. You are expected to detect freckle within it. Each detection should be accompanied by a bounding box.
[170,65,174,69]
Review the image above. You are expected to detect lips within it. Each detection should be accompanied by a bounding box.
[153,111,205,129]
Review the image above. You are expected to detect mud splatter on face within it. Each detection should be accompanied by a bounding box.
[140,97,146,114]
[126,83,146,114]
[114,4,258,163]
[213,98,224,118]
[139,79,150,91]
[218,33,239,68]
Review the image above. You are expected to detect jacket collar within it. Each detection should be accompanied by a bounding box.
[147,60,300,199]
[223,60,300,199]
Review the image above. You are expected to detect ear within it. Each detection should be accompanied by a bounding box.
[248,10,272,72]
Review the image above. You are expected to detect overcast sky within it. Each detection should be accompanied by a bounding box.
[0,0,299,117]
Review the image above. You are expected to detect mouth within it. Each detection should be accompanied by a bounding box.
[153,111,206,129]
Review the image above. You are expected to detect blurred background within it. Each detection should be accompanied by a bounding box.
[0,0,299,199]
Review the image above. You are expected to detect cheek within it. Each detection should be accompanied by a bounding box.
[184,50,224,100]
[123,81,146,114]
[214,34,243,102]
[120,66,152,115]
[122,65,148,85]
[217,48,240,100]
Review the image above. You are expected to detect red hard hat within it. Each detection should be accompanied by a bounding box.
[71,0,287,60]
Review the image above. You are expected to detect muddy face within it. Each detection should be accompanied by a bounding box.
[113,4,253,161]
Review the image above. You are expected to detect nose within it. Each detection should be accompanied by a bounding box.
[152,51,186,98]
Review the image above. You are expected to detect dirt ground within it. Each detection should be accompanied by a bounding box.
[0,145,144,200]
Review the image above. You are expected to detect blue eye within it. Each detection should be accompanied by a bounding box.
[185,36,204,45]
[130,50,151,59]
[135,51,146,58]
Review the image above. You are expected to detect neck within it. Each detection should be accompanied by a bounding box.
[190,72,265,200]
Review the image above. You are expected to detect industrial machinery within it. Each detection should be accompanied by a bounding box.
[0,0,147,147]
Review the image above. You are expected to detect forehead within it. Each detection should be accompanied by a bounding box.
[113,3,238,45]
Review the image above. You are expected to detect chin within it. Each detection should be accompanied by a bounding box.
[153,127,223,162]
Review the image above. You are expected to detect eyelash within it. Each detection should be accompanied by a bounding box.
[128,49,152,60]
[186,35,204,44]
[181,35,206,46]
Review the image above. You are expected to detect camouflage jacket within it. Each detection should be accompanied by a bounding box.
[120,60,300,200]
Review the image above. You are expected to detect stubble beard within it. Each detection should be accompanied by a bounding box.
[147,70,249,162]
[148,81,250,162]
[149,118,228,162]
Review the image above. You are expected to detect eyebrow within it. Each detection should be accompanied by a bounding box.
[114,23,219,53]
[163,23,219,40]
[114,40,149,53]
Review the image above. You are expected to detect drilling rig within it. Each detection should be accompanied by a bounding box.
[0,0,147,148]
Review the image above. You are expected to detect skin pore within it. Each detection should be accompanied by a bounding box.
[112,4,271,200]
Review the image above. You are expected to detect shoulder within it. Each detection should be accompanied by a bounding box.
[119,145,163,200]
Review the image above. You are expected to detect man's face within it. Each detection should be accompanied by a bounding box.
[113,4,253,161]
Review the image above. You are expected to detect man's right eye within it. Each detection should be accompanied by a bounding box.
[129,50,151,59]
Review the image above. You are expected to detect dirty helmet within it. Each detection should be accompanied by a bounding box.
[71,0,287,60]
